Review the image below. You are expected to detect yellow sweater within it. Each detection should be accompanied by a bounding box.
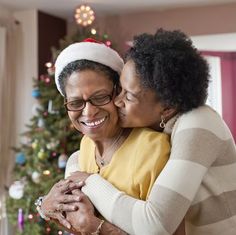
[79,128,170,200]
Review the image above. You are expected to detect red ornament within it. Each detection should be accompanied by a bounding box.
[105,40,112,47]
[51,152,57,157]
[44,77,51,84]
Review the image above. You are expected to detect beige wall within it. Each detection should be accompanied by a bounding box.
[0,6,12,23]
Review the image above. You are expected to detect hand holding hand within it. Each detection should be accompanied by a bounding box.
[41,179,83,228]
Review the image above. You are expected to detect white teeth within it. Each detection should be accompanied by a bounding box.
[84,117,105,127]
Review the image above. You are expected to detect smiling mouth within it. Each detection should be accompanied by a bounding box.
[81,117,106,128]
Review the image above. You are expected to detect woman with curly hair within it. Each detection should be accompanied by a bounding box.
[41,29,236,235]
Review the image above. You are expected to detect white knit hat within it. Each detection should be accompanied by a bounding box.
[54,39,124,96]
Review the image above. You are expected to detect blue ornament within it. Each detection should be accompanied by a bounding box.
[16,152,26,165]
[32,89,40,98]
[58,154,68,169]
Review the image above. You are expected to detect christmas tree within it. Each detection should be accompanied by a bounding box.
[6,26,115,235]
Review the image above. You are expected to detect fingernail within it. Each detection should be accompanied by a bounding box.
[67,224,71,229]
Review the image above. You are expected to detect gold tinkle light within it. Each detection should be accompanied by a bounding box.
[74,5,95,27]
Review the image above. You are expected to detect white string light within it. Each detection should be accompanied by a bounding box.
[74,5,95,27]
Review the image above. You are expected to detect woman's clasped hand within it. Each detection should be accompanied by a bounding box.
[40,179,85,229]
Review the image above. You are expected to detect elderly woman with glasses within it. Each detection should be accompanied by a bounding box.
[37,39,171,234]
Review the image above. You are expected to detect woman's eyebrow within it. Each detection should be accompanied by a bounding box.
[91,89,112,95]
[67,89,111,100]
[126,89,142,98]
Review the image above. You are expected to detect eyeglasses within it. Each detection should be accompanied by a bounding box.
[64,88,115,112]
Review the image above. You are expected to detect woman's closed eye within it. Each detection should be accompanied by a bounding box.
[68,100,84,109]
[125,92,135,101]
[90,94,111,105]
[117,89,135,102]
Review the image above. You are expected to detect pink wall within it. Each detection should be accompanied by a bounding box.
[96,3,236,54]
[198,51,236,139]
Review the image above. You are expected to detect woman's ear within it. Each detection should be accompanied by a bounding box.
[162,107,178,121]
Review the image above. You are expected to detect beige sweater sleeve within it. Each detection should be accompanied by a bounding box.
[64,150,80,179]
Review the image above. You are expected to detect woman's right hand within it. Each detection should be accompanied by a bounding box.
[41,179,84,229]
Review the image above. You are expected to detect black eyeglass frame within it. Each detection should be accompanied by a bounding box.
[64,85,117,112]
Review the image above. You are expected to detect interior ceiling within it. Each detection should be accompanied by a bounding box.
[1,0,236,20]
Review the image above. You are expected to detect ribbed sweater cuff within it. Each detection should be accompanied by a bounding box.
[82,174,123,222]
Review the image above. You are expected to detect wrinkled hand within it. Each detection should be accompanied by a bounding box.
[41,179,83,229]
[67,171,91,184]
[66,189,101,234]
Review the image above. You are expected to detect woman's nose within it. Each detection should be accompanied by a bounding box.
[114,92,124,108]
[81,102,99,117]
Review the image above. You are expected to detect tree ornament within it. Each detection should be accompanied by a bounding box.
[18,208,24,232]
[38,149,47,160]
[43,111,48,117]
[37,118,45,128]
[105,40,112,47]
[9,180,25,199]
[46,227,51,233]
[46,139,59,150]
[31,140,39,149]
[15,152,26,165]
[43,170,51,176]
[31,89,41,98]
[32,103,43,116]
[51,152,57,157]
[44,76,51,84]
[31,171,41,184]
[28,214,34,220]
[48,100,58,114]
[103,34,108,39]
[58,154,68,169]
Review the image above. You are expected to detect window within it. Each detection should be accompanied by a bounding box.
[204,55,222,116]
